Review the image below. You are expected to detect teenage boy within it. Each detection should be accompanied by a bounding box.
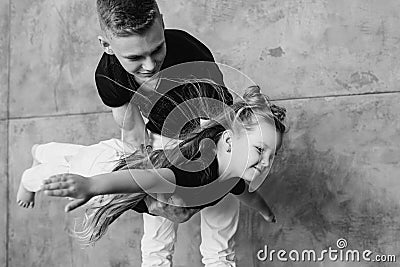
[95,1,239,266]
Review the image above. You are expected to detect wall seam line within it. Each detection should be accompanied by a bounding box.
[1,90,399,122]
[7,110,111,121]
[272,90,400,102]
[6,0,11,266]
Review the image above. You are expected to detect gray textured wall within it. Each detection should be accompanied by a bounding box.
[1,0,400,266]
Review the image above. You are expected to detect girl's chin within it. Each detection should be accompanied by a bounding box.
[242,174,256,182]
[242,169,263,182]
[242,177,253,182]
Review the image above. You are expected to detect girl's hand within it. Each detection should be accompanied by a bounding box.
[41,173,93,212]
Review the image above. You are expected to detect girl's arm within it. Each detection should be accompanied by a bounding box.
[41,168,177,212]
[234,182,276,223]
[91,168,177,195]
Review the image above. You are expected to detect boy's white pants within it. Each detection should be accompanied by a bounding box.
[141,134,240,267]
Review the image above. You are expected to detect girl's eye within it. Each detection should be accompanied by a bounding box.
[256,146,264,154]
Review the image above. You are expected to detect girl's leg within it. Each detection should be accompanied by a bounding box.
[17,163,69,208]
[17,144,42,207]
[141,213,179,267]
[68,139,131,177]
[34,142,85,165]
[17,142,80,208]
[200,194,240,267]
[17,139,125,208]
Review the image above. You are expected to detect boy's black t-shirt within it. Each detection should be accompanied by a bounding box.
[95,29,230,137]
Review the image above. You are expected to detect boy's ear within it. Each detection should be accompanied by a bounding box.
[160,14,165,28]
[98,35,114,55]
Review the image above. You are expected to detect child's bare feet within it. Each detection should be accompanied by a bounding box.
[17,182,35,208]
[17,144,39,208]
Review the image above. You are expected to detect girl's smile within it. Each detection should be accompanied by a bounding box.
[218,119,283,182]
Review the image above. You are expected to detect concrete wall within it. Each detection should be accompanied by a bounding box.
[1,0,399,266]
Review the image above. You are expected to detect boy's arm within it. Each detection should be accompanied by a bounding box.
[112,102,150,149]
[234,182,276,223]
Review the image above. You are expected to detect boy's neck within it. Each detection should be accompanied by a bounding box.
[134,75,161,93]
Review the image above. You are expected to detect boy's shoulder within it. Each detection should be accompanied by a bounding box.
[163,29,215,66]
[95,52,122,77]
[164,29,202,43]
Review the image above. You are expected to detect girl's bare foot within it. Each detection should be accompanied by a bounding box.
[16,144,41,208]
[17,181,35,208]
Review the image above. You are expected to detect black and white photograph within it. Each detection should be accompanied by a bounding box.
[1,0,399,266]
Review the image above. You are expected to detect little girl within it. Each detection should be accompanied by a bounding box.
[26,84,286,244]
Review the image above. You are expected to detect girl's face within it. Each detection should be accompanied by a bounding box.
[227,120,282,182]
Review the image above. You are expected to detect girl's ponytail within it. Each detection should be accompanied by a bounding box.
[233,85,287,134]
[74,193,146,245]
[73,150,154,245]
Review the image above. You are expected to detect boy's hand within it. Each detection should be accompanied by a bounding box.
[41,173,93,212]
[144,194,200,223]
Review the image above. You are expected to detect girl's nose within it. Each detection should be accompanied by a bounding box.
[260,159,269,167]
[260,154,271,167]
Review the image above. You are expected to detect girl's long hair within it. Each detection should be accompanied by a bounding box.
[74,80,286,245]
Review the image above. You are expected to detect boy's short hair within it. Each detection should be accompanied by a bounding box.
[96,0,160,38]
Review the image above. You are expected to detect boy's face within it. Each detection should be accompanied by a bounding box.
[101,16,167,86]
